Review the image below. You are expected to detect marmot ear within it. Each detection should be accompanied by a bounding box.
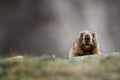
[79,32,84,38]
[91,32,97,39]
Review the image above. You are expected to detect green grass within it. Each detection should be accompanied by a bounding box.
[0,53,120,80]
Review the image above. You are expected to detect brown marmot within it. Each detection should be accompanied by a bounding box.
[69,30,101,58]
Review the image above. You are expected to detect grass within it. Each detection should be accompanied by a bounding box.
[0,53,120,80]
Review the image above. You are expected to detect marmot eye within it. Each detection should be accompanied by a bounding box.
[91,32,97,39]
[79,37,83,42]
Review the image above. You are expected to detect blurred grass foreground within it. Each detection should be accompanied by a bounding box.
[0,53,120,80]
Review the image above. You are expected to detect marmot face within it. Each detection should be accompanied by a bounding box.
[69,30,101,57]
[78,31,97,50]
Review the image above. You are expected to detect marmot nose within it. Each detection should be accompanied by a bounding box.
[85,35,90,41]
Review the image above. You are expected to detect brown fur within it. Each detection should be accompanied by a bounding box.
[69,30,101,58]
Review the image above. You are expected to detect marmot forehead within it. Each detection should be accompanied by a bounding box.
[82,30,90,33]
[79,30,94,38]
[80,30,93,34]
[83,31,92,37]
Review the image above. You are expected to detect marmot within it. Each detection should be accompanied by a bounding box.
[69,30,101,58]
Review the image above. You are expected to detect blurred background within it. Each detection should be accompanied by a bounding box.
[0,0,120,57]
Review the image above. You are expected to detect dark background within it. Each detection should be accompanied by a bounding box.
[0,0,120,57]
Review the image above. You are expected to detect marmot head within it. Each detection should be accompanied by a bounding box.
[78,30,97,50]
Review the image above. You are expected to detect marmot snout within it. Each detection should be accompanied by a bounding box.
[69,30,101,57]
